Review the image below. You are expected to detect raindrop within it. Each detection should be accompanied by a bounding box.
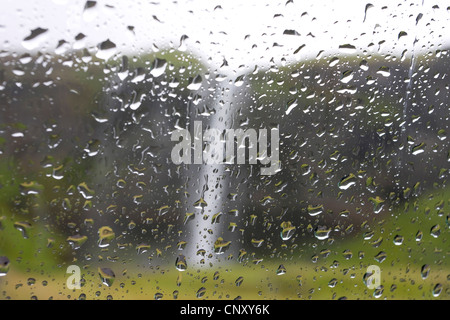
[187,75,202,91]
[314,226,331,240]
[421,264,430,280]
[280,221,296,240]
[307,204,323,216]
[393,235,404,245]
[150,58,167,78]
[285,98,298,115]
[235,276,244,286]
[67,235,88,249]
[14,221,31,239]
[377,66,390,77]
[196,287,206,299]
[374,251,387,263]
[430,224,440,238]
[251,238,264,248]
[0,256,10,276]
[214,237,231,254]
[22,28,48,50]
[98,267,115,287]
[373,286,384,298]
[328,278,338,288]
[98,226,115,248]
[276,265,286,275]
[432,284,442,297]
[96,39,117,61]
[175,255,187,271]
[338,173,357,190]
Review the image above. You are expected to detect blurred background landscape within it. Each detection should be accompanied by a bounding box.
[0,0,448,299]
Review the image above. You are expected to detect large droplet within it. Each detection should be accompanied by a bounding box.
[22,28,48,50]
[98,267,115,287]
[98,226,115,248]
[0,256,10,276]
[187,75,202,91]
[175,255,187,271]
[280,221,295,240]
[276,265,286,275]
[96,39,117,61]
[338,173,357,190]
[421,264,430,279]
[67,235,88,249]
[196,287,206,299]
[314,226,331,240]
[214,237,231,254]
[235,276,244,286]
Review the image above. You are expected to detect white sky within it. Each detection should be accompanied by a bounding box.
[1,0,449,72]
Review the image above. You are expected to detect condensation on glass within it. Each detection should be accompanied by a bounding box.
[0,0,448,300]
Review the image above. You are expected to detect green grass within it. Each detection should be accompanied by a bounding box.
[0,186,448,300]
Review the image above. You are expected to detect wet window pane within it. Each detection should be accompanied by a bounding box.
[0,0,448,301]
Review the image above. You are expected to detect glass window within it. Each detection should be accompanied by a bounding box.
[0,0,448,301]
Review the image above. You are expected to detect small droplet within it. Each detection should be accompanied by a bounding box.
[328,278,338,288]
[98,226,115,248]
[430,224,441,238]
[374,251,387,263]
[0,256,10,276]
[314,226,331,240]
[214,237,231,254]
[96,39,117,61]
[393,235,404,245]
[421,264,430,279]
[22,28,48,50]
[432,283,442,297]
[235,276,244,286]
[196,287,206,299]
[187,75,202,91]
[338,173,357,190]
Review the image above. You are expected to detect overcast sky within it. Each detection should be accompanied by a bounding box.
[1,0,449,72]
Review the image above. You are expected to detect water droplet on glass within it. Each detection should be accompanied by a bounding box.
[214,237,231,254]
[96,39,117,61]
[280,221,296,240]
[22,28,48,50]
[393,235,404,245]
[235,276,244,286]
[432,283,442,297]
[175,255,187,271]
[67,235,88,249]
[430,224,440,238]
[98,267,115,287]
[421,264,430,279]
[314,226,331,240]
[338,173,357,190]
[150,58,167,78]
[14,221,31,239]
[187,75,202,91]
[276,265,286,275]
[0,256,10,276]
[98,226,115,248]
[328,278,338,288]
[196,287,206,299]
[307,204,323,216]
